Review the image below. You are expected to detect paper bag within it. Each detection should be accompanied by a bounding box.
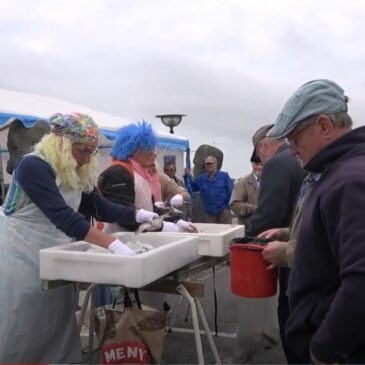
[95,307,167,365]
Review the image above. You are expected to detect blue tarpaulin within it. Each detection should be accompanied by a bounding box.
[0,111,44,128]
[0,111,189,151]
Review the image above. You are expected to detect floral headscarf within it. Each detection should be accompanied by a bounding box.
[49,112,99,146]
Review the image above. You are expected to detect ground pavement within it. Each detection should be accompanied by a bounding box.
[83,263,286,364]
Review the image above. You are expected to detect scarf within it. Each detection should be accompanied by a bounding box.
[130,158,162,202]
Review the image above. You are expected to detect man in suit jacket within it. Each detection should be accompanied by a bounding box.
[229,160,262,230]
[247,124,306,364]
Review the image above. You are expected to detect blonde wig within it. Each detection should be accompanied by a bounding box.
[34,133,98,192]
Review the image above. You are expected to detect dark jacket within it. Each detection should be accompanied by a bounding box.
[286,126,365,363]
[248,144,306,236]
[98,163,135,206]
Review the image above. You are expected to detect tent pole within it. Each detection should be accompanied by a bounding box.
[0,144,4,203]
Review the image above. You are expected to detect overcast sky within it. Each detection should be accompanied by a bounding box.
[1,0,365,178]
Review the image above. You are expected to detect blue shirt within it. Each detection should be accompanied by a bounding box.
[188,170,233,215]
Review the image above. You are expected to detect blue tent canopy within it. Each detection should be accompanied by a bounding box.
[0,111,43,128]
[0,111,189,151]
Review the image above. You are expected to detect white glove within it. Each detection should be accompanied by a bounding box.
[176,219,197,233]
[154,201,167,209]
[162,221,179,232]
[170,194,183,208]
[108,239,136,256]
[136,209,158,223]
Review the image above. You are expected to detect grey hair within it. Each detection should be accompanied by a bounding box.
[300,110,353,129]
[327,112,353,128]
[327,94,352,128]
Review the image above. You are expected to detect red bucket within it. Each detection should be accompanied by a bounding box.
[229,238,278,298]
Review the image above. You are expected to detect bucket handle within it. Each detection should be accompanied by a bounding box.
[230,236,272,247]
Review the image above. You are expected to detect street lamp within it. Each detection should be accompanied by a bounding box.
[156,114,186,134]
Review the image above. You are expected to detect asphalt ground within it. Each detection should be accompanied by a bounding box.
[83,263,286,364]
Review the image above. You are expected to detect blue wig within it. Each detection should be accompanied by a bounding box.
[110,120,158,161]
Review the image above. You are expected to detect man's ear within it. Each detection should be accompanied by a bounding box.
[317,115,333,137]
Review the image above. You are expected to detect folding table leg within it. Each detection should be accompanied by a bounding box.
[195,298,222,364]
[167,295,184,332]
[177,284,204,365]
[78,283,98,333]
[88,288,96,364]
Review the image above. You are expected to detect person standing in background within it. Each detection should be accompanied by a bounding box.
[164,162,185,187]
[247,123,306,364]
[230,157,262,230]
[164,162,193,221]
[185,155,233,224]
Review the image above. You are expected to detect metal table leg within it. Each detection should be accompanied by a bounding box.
[88,287,96,364]
[78,283,98,333]
[77,283,98,364]
[177,284,204,365]
[196,298,222,364]
[167,295,184,332]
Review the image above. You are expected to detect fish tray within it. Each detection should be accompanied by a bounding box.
[157,223,245,257]
[39,232,200,288]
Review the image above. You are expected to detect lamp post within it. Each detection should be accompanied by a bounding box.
[155,114,186,134]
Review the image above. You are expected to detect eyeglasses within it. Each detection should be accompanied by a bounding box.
[76,143,98,156]
[286,120,315,148]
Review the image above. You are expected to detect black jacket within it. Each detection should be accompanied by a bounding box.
[248,143,306,236]
[286,126,365,363]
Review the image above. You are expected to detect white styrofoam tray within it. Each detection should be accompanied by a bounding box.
[39,232,200,288]
[157,223,245,257]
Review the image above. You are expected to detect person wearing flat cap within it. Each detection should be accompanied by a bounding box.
[267,79,365,364]
[185,155,233,223]
[0,113,159,363]
[247,123,306,364]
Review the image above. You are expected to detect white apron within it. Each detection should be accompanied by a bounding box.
[0,173,83,363]
[103,170,165,309]
[104,171,153,234]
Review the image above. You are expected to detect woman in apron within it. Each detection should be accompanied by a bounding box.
[0,113,157,363]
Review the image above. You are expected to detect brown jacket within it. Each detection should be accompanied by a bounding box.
[229,172,259,229]
[159,173,189,202]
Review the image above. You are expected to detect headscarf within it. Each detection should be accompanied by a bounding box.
[110,121,157,161]
[49,112,99,146]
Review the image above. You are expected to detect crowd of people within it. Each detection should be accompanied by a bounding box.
[1,78,364,364]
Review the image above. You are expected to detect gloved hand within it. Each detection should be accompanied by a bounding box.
[170,194,183,208]
[176,219,198,233]
[136,209,158,223]
[154,201,167,209]
[108,239,136,256]
[162,221,179,232]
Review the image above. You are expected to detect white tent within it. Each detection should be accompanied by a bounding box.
[0,89,190,187]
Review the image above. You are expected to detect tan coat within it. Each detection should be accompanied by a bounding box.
[229,172,259,229]
[159,173,189,202]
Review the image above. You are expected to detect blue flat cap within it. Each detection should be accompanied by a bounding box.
[267,79,348,139]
